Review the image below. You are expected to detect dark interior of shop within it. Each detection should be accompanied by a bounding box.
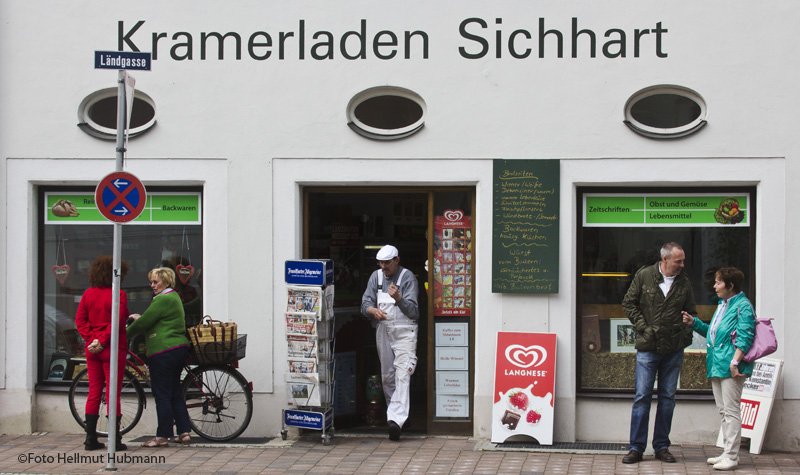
[306,188,473,435]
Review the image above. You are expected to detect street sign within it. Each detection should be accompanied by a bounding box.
[94,51,152,71]
[95,172,147,223]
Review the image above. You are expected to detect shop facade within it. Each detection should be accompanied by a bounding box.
[2,1,799,451]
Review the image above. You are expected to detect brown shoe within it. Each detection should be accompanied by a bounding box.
[622,450,643,464]
[172,432,191,445]
[655,448,676,463]
[140,437,169,448]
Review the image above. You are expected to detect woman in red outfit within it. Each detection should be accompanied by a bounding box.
[75,256,130,451]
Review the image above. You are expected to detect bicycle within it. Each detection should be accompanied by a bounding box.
[68,336,253,442]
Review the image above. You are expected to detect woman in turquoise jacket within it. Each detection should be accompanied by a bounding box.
[682,267,755,471]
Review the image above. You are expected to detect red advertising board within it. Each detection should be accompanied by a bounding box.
[492,332,557,444]
[716,358,782,454]
[433,210,472,317]
[740,398,760,431]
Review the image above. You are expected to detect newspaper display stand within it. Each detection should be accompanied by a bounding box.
[716,357,783,454]
[281,260,336,445]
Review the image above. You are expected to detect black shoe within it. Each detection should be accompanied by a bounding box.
[114,417,127,451]
[655,448,676,463]
[84,414,106,451]
[84,435,105,451]
[622,449,642,464]
[388,421,401,441]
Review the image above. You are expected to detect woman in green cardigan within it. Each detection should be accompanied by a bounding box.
[682,267,756,471]
[127,267,192,447]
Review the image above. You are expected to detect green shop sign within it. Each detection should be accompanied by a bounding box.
[584,194,749,227]
[46,192,201,224]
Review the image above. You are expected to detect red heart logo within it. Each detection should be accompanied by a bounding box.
[52,265,70,284]
[176,265,195,284]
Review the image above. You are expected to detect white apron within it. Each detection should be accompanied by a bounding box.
[376,269,418,426]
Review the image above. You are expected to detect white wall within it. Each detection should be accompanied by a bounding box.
[3,158,229,430]
[561,157,789,448]
[269,155,791,448]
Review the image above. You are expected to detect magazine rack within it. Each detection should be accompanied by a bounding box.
[281,268,336,446]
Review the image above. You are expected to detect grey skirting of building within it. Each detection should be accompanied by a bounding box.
[481,440,629,454]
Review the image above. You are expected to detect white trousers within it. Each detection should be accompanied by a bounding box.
[376,322,418,426]
[711,376,746,460]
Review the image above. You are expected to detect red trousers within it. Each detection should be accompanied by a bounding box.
[84,347,126,416]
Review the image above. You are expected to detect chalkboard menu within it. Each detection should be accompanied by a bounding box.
[492,159,559,293]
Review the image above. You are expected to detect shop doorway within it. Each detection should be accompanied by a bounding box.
[304,187,474,436]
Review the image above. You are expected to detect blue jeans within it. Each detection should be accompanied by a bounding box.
[148,346,191,438]
[629,350,683,453]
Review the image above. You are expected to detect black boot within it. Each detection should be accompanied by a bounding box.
[84,414,105,451]
[115,417,127,451]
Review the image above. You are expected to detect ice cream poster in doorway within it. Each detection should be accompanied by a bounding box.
[492,332,556,444]
[433,210,472,317]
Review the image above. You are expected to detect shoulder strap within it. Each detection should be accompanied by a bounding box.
[379,268,409,290]
[396,268,409,286]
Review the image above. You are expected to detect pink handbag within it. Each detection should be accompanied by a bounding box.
[731,307,777,362]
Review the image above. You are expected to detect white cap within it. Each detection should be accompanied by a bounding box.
[376,245,399,260]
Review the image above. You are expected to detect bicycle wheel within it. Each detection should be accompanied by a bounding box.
[182,365,253,441]
[68,367,145,436]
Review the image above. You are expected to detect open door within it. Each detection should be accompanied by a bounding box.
[304,187,474,436]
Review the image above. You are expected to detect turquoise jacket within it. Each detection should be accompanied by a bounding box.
[691,292,756,377]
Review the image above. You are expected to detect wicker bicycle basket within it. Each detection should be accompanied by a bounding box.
[187,334,247,365]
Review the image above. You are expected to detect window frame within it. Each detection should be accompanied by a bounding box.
[346,86,426,140]
[575,185,757,398]
[77,87,157,140]
[623,85,707,139]
[35,185,204,389]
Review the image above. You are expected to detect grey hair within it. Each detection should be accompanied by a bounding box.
[660,242,683,259]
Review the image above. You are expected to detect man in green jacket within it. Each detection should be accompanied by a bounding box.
[620,242,697,464]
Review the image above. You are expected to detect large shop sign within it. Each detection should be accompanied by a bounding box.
[583,193,750,227]
[45,192,201,224]
[492,332,557,444]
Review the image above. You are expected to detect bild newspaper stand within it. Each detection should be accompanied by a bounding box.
[281,260,336,445]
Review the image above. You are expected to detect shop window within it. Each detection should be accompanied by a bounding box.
[39,187,202,384]
[577,188,755,394]
[77,88,157,140]
[624,85,707,139]
[347,86,426,140]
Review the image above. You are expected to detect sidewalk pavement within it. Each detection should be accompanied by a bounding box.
[2,432,799,474]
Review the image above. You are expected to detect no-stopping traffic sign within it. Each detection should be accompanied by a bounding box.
[95,171,147,223]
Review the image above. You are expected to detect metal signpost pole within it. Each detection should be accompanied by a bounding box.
[93,49,150,471]
[105,68,127,471]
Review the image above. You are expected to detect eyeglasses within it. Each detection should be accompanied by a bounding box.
[377,259,395,267]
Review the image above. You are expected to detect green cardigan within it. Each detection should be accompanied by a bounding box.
[126,290,190,356]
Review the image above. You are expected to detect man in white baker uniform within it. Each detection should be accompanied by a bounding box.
[361,244,419,441]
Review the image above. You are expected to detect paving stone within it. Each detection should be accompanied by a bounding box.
[2,433,799,474]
